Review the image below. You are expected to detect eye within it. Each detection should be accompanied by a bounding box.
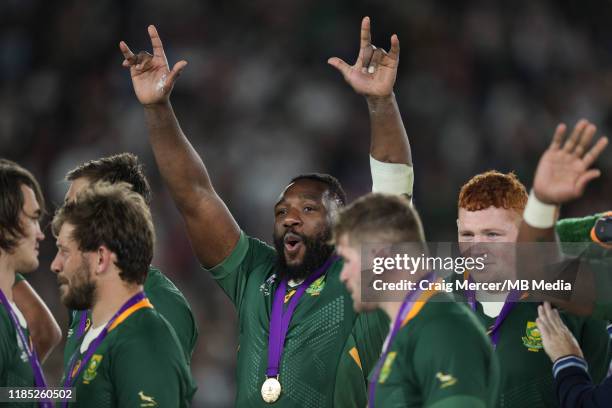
[275,208,287,216]
[487,232,501,238]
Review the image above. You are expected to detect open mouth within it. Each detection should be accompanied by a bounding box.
[284,232,303,254]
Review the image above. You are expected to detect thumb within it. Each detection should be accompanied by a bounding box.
[167,60,188,84]
[327,57,351,77]
[575,168,601,196]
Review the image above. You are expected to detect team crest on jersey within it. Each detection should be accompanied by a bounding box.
[435,372,457,388]
[259,274,277,296]
[138,391,157,407]
[379,351,397,383]
[521,321,543,352]
[306,276,326,296]
[82,354,103,384]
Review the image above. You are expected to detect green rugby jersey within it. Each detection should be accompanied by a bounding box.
[206,231,389,407]
[61,304,196,407]
[65,266,197,366]
[471,300,610,407]
[0,304,36,408]
[556,214,612,319]
[370,292,499,408]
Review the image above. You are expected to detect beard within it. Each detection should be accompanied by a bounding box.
[60,257,97,310]
[273,228,335,282]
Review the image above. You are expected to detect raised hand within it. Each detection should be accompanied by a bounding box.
[119,25,187,106]
[328,17,399,98]
[536,302,583,362]
[532,119,608,204]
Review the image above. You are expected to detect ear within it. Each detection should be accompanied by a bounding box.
[94,245,115,275]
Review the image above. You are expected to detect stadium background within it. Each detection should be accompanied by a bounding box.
[2,0,611,405]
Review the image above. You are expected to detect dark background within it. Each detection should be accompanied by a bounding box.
[2,0,611,405]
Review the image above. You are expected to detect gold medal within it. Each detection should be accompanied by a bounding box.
[261,377,282,403]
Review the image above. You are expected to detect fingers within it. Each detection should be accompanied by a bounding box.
[582,136,609,168]
[134,51,154,71]
[356,16,372,66]
[575,169,601,194]
[562,119,589,153]
[327,57,351,77]
[367,48,385,74]
[167,60,188,84]
[148,25,165,57]
[573,123,597,156]
[361,45,375,73]
[536,304,553,338]
[388,34,400,61]
[549,123,566,150]
[119,41,137,65]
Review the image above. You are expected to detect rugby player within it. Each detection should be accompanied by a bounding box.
[334,193,499,408]
[51,182,195,407]
[455,167,609,407]
[0,159,54,406]
[119,17,412,406]
[60,153,198,366]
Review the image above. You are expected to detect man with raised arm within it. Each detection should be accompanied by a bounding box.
[120,17,412,406]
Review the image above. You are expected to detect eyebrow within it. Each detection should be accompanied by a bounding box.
[275,194,321,207]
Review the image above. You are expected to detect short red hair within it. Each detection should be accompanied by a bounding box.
[458,170,527,213]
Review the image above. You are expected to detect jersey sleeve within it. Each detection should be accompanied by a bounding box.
[576,317,611,384]
[333,308,390,407]
[111,332,195,407]
[412,315,497,408]
[204,231,276,309]
[145,273,199,363]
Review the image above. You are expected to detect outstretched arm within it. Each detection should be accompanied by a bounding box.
[329,17,413,196]
[519,119,608,242]
[120,26,239,268]
[13,278,61,363]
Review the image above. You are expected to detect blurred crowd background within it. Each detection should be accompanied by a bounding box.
[2,0,612,406]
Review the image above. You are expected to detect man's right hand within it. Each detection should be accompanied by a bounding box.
[119,25,188,106]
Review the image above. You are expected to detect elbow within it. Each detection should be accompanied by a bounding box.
[34,321,63,362]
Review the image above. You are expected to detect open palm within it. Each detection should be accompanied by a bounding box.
[119,25,187,106]
[533,120,608,204]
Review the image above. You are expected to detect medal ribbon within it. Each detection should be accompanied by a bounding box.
[464,273,524,347]
[266,256,338,379]
[368,273,437,407]
[0,289,52,408]
[62,292,152,407]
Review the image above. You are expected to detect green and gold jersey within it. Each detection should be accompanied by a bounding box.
[0,304,36,408]
[471,300,610,407]
[206,232,389,407]
[65,267,198,366]
[370,292,499,408]
[61,305,196,407]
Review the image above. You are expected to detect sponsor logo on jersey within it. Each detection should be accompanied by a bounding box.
[379,351,397,383]
[83,354,103,384]
[521,321,543,352]
[138,391,157,407]
[436,372,457,388]
[306,275,326,296]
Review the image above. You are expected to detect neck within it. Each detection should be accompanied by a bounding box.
[0,256,15,302]
[379,269,431,321]
[91,281,143,328]
[379,301,402,322]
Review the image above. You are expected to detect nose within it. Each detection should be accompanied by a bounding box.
[50,253,61,275]
[35,222,45,241]
[283,208,302,229]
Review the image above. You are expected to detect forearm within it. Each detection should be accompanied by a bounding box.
[553,356,611,408]
[144,102,216,214]
[367,94,411,165]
